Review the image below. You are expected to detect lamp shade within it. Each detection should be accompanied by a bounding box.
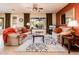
[26,23,30,26]
[68,20,78,27]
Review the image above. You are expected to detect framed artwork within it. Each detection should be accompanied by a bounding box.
[12,16,17,27]
[12,16,17,19]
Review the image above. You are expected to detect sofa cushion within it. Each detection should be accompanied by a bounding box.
[17,27,29,34]
[21,27,29,33]
[60,26,71,32]
[54,27,62,33]
[8,33,19,38]
[20,34,27,38]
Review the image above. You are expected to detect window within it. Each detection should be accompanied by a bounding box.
[0,18,4,29]
[30,17,46,29]
[61,14,66,24]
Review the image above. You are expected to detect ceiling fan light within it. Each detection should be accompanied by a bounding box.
[39,8,43,10]
[33,8,36,11]
[33,7,38,11]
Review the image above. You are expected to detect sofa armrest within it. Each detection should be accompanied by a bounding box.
[7,33,19,45]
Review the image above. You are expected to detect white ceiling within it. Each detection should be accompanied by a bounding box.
[0,3,68,13]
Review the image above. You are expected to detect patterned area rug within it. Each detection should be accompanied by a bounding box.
[16,34,66,52]
[25,43,66,52]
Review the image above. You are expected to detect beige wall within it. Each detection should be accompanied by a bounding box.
[11,13,24,27]
[52,14,56,25]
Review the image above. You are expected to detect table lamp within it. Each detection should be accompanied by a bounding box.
[26,22,30,29]
[68,20,78,27]
[26,23,30,26]
[68,20,78,35]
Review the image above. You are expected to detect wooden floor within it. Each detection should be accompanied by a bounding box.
[0,45,79,55]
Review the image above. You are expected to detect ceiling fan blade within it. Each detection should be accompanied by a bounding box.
[39,8,43,10]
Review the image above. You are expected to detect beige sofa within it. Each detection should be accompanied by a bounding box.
[52,25,71,43]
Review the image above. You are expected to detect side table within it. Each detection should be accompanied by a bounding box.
[62,35,74,54]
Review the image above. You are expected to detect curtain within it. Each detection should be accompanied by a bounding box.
[24,13,30,27]
[5,13,11,28]
[46,13,52,33]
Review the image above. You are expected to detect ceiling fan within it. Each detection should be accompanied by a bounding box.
[26,4,43,12]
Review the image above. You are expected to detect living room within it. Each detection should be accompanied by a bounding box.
[0,3,79,55]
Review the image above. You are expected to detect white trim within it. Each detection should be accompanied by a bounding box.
[52,14,56,25]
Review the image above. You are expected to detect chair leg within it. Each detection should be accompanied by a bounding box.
[62,36,64,46]
[68,41,71,54]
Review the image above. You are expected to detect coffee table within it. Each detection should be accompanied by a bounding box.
[32,35,44,43]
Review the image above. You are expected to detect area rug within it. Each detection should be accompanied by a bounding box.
[16,34,66,52]
[25,43,66,52]
[16,43,66,52]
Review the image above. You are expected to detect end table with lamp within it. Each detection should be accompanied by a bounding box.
[62,20,78,54]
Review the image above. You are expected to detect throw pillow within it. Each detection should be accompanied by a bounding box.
[54,27,62,33]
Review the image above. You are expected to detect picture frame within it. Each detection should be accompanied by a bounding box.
[12,16,17,19]
[19,18,23,22]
